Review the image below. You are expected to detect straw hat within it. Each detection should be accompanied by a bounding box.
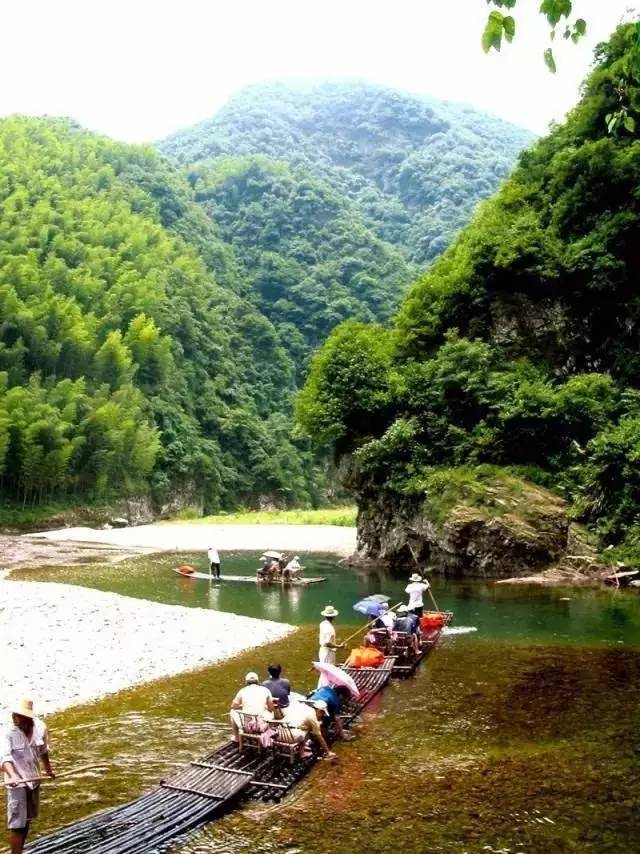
[409,573,423,582]
[245,672,259,683]
[13,699,35,718]
[321,605,339,618]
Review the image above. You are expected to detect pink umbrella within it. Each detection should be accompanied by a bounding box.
[312,661,360,698]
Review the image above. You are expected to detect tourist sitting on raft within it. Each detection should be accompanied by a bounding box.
[373,602,395,632]
[263,663,291,719]
[307,684,354,741]
[394,604,421,654]
[283,699,336,759]
[283,555,303,580]
[230,672,275,741]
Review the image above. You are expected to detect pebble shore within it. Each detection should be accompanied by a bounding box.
[0,579,294,717]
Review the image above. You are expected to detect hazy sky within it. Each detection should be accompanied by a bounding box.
[1,0,635,142]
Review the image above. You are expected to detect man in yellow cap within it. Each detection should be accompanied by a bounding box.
[1,699,54,854]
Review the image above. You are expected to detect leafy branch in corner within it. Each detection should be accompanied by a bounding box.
[481,1,640,135]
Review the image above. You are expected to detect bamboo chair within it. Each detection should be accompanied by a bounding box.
[370,628,392,654]
[236,712,267,754]
[391,631,416,661]
[271,721,306,765]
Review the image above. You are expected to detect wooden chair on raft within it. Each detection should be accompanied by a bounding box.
[236,712,268,754]
[270,721,306,765]
[370,628,392,654]
[390,631,416,661]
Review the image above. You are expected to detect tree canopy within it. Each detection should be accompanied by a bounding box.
[297,24,640,559]
[161,82,532,266]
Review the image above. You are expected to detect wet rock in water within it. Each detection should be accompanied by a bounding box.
[349,474,600,580]
[111,517,129,528]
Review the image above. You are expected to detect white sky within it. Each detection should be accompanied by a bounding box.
[0,0,636,142]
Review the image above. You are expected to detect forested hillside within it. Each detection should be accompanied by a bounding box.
[298,25,640,562]
[186,156,412,368]
[161,82,532,264]
[0,117,319,511]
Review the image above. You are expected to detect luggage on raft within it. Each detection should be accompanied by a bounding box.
[176,565,196,576]
[346,647,385,668]
[420,612,445,631]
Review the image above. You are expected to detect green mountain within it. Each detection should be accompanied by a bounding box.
[0,117,318,511]
[297,25,640,560]
[185,156,412,370]
[160,81,533,265]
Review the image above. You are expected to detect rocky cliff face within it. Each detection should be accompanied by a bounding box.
[348,476,597,579]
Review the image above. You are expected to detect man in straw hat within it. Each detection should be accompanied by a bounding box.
[318,605,342,666]
[1,699,54,854]
[405,572,430,619]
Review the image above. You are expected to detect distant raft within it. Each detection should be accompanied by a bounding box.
[172,568,326,585]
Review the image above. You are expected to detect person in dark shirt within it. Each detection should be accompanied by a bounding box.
[394,605,420,653]
[263,664,291,718]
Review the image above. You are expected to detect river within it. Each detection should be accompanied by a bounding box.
[12,553,640,852]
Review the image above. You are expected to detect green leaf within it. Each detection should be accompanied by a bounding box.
[624,115,636,134]
[544,47,557,74]
[574,18,587,36]
[503,15,516,41]
[482,11,505,53]
[540,0,572,27]
[607,114,619,134]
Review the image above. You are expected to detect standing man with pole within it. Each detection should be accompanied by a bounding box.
[2,699,54,854]
[207,546,221,580]
[318,605,342,665]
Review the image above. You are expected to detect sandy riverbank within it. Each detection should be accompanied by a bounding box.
[29,521,357,558]
[0,578,294,717]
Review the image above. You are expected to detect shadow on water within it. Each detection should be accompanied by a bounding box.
[12,553,640,851]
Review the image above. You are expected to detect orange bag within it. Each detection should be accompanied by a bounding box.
[420,613,445,631]
[347,647,384,668]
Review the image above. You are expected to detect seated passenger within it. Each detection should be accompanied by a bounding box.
[230,672,274,741]
[283,555,303,579]
[307,684,353,741]
[373,603,395,632]
[263,663,291,718]
[283,699,335,758]
[393,605,420,654]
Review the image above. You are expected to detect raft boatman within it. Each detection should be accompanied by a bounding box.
[318,605,342,665]
[207,546,221,580]
[2,699,54,854]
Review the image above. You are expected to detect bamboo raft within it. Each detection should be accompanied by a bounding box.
[26,612,452,854]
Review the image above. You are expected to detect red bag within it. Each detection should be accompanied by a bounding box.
[420,613,445,631]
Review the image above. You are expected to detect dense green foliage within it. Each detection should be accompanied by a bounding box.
[186,156,412,368]
[0,117,320,510]
[297,26,640,557]
[161,82,532,265]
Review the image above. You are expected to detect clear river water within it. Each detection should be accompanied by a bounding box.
[13,552,640,853]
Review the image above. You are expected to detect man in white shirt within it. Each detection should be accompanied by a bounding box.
[230,672,274,741]
[207,547,221,579]
[2,699,54,854]
[284,699,335,758]
[318,605,341,665]
[405,572,430,618]
[284,556,303,579]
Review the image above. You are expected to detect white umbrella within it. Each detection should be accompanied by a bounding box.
[261,550,283,560]
[312,662,360,698]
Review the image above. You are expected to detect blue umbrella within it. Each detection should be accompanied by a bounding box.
[353,596,389,617]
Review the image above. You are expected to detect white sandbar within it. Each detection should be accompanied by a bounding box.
[0,579,294,717]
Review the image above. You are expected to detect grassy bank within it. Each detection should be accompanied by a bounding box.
[169,505,357,527]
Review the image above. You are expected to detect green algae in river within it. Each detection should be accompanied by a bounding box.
[30,634,640,853]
